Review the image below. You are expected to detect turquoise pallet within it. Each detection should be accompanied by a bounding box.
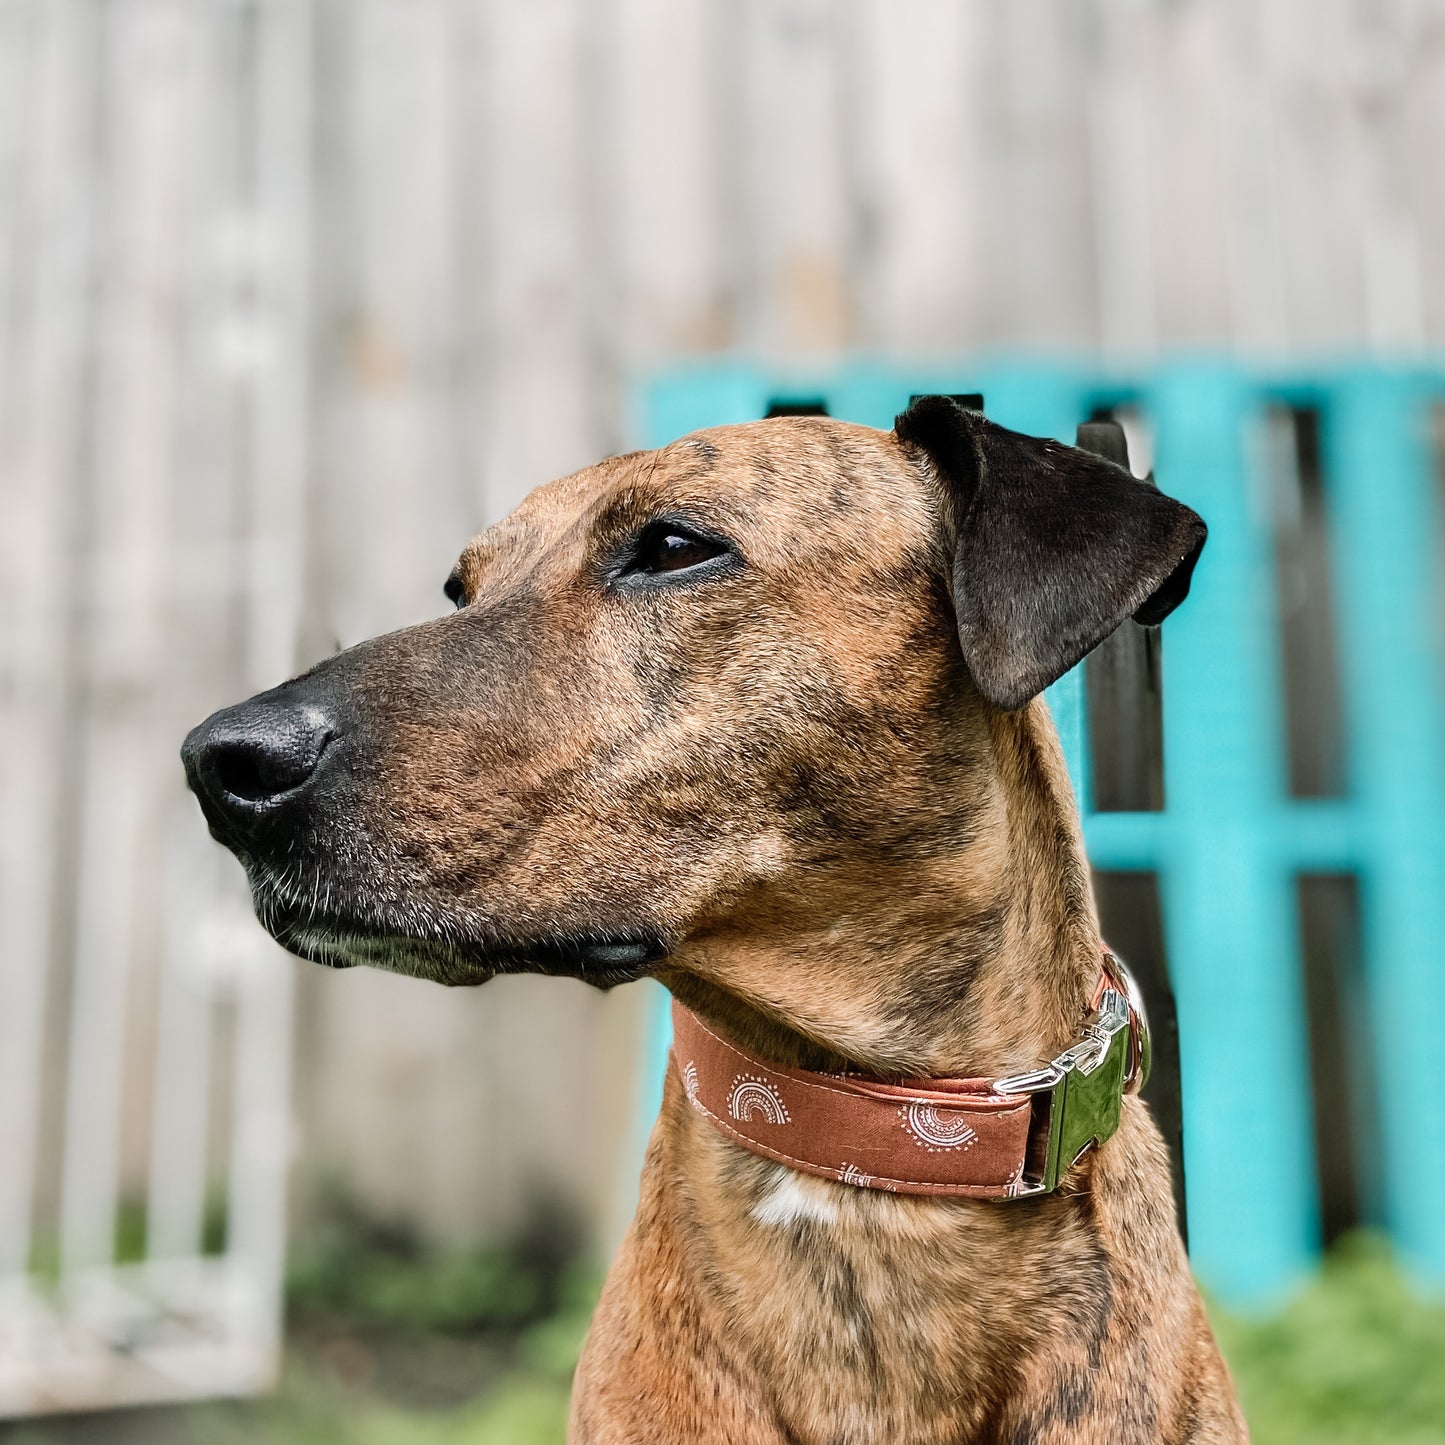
[631,358,1445,1307]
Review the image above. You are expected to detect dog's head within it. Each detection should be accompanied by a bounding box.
[183,399,1203,1041]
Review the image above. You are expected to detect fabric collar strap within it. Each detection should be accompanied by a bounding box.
[670,951,1149,1200]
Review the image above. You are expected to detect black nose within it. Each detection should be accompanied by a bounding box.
[182,698,337,837]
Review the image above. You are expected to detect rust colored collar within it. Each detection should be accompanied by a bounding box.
[671,952,1149,1200]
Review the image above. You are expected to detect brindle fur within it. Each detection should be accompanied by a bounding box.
[186,413,1246,1443]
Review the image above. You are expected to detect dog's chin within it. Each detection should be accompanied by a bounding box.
[276,923,495,985]
[248,882,666,990]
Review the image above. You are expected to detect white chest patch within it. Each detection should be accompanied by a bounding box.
[750,1166,841,1228]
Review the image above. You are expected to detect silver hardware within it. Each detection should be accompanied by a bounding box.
[993,985,1131,1097]
[991,957,1151,1196]
[991,1062,1065,1096]
[1107,951,1152,1094]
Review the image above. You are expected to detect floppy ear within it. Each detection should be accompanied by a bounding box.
[895,395,1206,710]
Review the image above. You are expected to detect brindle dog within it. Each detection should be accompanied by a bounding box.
[183,397,1246,1443]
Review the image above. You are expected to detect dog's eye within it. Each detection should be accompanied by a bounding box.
[625,524,729,578]
[443,572,467,610]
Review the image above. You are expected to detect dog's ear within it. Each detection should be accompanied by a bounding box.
[895,396,1206,710]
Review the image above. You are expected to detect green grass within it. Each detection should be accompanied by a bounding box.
[25,1196,230,1285]
[286,1225,546,1334]
[204,1245,596,1445]
[1213,1233,1445,1445]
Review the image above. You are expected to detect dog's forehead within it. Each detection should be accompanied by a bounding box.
[663,418,923,517]
[456,418,931,584]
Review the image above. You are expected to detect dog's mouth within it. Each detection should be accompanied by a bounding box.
[246,867,667,989]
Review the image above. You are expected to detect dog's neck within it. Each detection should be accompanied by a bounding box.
[661,699,1101,1082]
[628,703,1204,1443]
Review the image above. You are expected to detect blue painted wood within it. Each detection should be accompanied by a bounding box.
[632,358,1445,1304]
[1146,365,1319,1303]
[1324,372,1445,1285]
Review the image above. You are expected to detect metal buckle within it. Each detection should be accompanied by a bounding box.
[1105,951,1152,1096]
[993,973,1141,1198]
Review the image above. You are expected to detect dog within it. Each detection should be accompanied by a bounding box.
[183,396,1246,1443]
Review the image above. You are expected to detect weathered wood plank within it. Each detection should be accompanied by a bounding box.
[605,0,732,361]
[1138,1,1236,348]
[1087,2,1157,357]
[1402,3,1445,343]
[1220,0,1289,352]
[0,0,88,1282]
[986,0,1096,349]
[739,0,854,352]
[59,0,191,1276]
[848,0,978,350]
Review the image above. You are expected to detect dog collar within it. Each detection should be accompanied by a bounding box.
[670,952,1149,1199]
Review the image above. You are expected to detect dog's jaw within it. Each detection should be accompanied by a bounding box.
[246,861,666,989]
